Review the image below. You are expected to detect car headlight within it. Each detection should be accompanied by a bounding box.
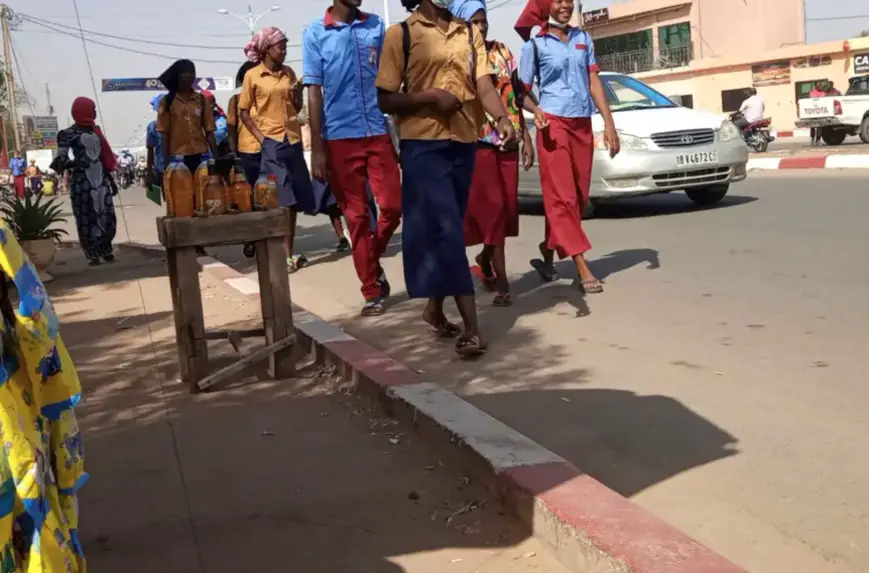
[719,120,740,142]
[594,131,648,151]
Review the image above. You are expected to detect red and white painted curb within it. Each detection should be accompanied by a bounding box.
[748,154,869,170]
[175,249,741,572]
[771,129,810,139]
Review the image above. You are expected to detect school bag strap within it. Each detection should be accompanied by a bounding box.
[531,37,541,87]
[400,21,411,93]
[467,22,476,83]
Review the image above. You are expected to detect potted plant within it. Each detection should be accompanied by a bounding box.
[1,195,68,282]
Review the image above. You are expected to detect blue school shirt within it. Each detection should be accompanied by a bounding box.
[302,9,388,140]
[146,121,164,173]
[9,157,25,177]
[518,26,599,118]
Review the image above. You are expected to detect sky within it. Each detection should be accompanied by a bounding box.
[8,0,869,149]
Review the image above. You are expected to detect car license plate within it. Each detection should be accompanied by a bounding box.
[676,151,718,166]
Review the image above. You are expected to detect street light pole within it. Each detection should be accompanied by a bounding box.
[383,0,390,26]
[217,4,281,37]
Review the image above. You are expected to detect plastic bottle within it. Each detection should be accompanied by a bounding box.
[203,159,227,216]
[163,157,195,218]
[229,160,253,212]
[194,154,211,214]
[264,174,279,209]
[253,174,271,210]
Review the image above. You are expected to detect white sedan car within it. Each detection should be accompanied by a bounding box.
[522,72,749,217]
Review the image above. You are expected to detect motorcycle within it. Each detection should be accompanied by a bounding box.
[118,166,135,189]
[730,111,774,153]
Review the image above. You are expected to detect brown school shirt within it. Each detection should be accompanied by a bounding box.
[227,94,262,154]
[237,63,303,145]
[156,91,215,156]
[375,11,489,143]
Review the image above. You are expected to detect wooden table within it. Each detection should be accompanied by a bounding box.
[157,209,295,392]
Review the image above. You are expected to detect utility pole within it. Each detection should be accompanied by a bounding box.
[45,83,54,116]
[0,4,20,151]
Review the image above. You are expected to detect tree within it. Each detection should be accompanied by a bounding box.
[861,29,869,37]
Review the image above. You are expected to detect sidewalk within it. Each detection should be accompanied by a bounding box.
[50,247,564,573]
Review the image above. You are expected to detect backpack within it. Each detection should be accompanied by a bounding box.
[399,19,477,93]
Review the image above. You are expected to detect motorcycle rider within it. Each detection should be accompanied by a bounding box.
[118,150,136,187]
[734,88,764,130]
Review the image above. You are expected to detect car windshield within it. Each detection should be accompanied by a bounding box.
[599,74,678,112]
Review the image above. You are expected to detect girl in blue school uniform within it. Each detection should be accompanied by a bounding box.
[375,0,515,356]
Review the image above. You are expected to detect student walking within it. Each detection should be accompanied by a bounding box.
[303,0,402,316]
[239,27,315,271]
[376,0,516,356]
[516,0,619,293]
[452,0,534,307]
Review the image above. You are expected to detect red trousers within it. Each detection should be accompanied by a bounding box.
[326,134,402,300]
[537,115,594,258]
[13,175,25,199]
[464,147,519,247]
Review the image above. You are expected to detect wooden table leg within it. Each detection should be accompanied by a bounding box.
[167,248,190,383]
[176,246,209,392]
[257,237,295,379]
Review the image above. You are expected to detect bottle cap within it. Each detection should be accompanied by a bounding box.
[267,174,277,181]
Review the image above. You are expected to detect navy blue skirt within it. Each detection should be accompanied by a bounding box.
[399,140,476,299]
[260,138,315,213]
[239,152,261,186]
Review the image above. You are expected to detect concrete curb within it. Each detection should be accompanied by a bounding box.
[80,240,746,573]
[747,154,869,170]
[771,129,810,138]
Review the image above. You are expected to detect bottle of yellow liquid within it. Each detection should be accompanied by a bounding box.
[194,154,211,214]
[264,174,279,209]
[203,159,227,216]
[229,159,252,212]
[253,174,271,210]
[163,157,195,217]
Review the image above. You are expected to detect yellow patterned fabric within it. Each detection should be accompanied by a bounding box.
[0,221,87,572]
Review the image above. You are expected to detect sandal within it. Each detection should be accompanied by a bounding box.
[423,314,462,339]
[87,258,101,267]
[335,237,350,253]
[243,243,256,259]
[287,254,309,273]
[361,298,386,317]
[103,254,116,263]
[473,253,497,291]
[455,334,488,357]
[492,293,512,307]
[579,278,604,294]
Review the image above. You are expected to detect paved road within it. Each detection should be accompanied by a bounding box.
[58,171,869,572]
[764,136,868,156]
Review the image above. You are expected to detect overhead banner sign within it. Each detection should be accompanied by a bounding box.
[854,53,869,75]
[24,116,59,150]
[101,77,233,92]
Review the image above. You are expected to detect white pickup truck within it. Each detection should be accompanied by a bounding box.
[795,75,869,145]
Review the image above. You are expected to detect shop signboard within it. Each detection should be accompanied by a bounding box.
[854,53,869,75]
[23,116,59,150]
[101,77,233,92]
[751,60,791,87]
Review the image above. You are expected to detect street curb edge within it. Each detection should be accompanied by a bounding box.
[101,241,747,573]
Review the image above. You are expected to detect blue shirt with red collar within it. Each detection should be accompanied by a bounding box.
[302,8,388,141]
[518,26,599,118]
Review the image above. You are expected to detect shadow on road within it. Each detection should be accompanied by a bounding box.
[520,193,758,220]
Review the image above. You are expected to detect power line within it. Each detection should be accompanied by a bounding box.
[806,14,869,22]
[18,12,278,50]
[9,36,36,115]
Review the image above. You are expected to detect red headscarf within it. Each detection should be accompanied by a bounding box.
[515,0,552,41]
[71,97,117,172]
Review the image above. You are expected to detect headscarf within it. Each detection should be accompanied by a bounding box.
[199,90,225,118]
[450,0,485,20]
[71,97,117,172]
[514,0,551,41]
[158,59,196,111]
[244,26,287,64]
[150,93,166,112]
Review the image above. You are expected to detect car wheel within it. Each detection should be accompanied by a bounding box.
[686,184,729,206]
[821,127,847,146]
[860,117,869,144]
[582,198,597,219]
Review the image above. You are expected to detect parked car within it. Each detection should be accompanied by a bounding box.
[794,74,869,145]
[521,72,749,217]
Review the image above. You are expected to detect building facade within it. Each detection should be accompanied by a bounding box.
[576,0,869,131]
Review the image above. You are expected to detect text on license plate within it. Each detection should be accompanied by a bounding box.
[676,151,718,166]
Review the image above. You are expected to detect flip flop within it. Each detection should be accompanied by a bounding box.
[579,279,604,294]
[423,316,462,339]
[287,254,309,273]
[456,334,488,358]
[492,293,512,307]
[530,259,559,282]
[361,298,386,317]
[472,254,497,291]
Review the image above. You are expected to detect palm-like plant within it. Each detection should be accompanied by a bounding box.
[1,195,68,242]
